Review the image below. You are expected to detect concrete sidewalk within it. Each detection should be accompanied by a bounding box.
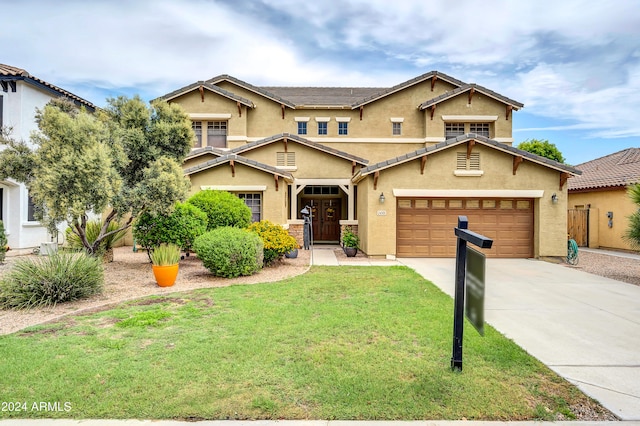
[400,258,640,421]
[2,421,640,426]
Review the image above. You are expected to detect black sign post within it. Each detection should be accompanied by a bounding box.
[451,216,493,371]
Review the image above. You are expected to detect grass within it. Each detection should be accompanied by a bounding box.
[0,266,600,420]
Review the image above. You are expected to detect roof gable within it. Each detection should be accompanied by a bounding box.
[0,63,95,111]
[353,134,579,182]
[419,84,524,110]
[569,148,640,191]
[231,133,368,165]
[154,81,254,107]
[183,153,293,181]
[207,74,296,109]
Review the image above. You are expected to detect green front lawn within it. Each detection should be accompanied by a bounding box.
[0,266,602,420]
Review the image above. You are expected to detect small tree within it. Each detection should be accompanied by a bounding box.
[517,139,565,163]
[187,190,252,230]
[0,97,193,256]
[624,184,640,249]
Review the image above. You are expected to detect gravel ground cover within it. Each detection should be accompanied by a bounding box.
[564,250,640,286]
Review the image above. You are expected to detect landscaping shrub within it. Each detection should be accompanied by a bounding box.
[248,220,298,265]
[133,202,208,253]
[0,220,7,263]
[193,227,263,278]
[187,190,251,230]
[0,252,104,309]
[65,219,127,260]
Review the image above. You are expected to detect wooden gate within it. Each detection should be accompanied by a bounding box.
[568,209,588,246]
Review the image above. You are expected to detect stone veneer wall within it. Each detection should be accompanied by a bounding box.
[288,223,304,248]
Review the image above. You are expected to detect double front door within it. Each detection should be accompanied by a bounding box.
[305,199,341,242]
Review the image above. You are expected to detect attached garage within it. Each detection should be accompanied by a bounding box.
[396,197,534,258]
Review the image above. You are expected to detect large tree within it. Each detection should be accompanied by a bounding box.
[0,96,193,255]
[516,139,566,163]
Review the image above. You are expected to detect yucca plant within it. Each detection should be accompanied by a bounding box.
[66,219,127,260]
[149,243,181,266]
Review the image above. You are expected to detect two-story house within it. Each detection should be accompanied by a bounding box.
[157,71,580,258]
[0,64,96,253]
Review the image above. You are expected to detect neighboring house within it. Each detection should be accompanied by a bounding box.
[157,71,580,258]
[568,148,640,251]
[0,64,96,252]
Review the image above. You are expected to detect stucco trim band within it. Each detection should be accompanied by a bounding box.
[392,189,544,198]
[200,185,267,191]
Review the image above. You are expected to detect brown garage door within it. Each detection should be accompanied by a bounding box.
[397,198,534,258]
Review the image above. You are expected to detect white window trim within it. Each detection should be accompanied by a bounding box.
[315,117,330,122]
[390,117,404,123]
[441,115,498,122]
[294,117,310,122]
[189,113,232,120]
[335,117,351,123]
[200,185,267,191]
[453,170,485,177]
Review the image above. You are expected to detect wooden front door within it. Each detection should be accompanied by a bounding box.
[310,199,341,242]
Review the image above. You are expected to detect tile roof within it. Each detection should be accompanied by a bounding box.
[183,153,294,181]
[185,146,228,160]
[568,148,640,191]
[230,133,369,164]
[419,84,524,110]
[153,81,254,107]
[353,133,579,182]
[207,74,296,108]
[157,71,522,113]
[261,86,383,107]
[0,63,96,111]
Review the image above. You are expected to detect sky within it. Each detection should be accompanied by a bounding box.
[3,0,640,165]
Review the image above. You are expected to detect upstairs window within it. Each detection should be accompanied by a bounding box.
[338,122,348,135]
[297,121,307,135]
[207,121,227,148]
[318,122,327,135]
[392,122,402,136]
[470,122,490,137]
[445,123,465,139]
[192,121,202,148]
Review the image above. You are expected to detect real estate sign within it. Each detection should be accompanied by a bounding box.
[465,246,486,336]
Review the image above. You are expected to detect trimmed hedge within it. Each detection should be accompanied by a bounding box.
[248,220,298,265]
[187,190,251,230]
[133,202,208,253]
[0,252,104,309]
[193,227,263,278]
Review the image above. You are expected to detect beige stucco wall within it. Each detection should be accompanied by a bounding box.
[186,163,288,225]
[568,188,636,251]
[357,144,567,258]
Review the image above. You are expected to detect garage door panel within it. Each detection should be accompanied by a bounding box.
[397,198,533,258]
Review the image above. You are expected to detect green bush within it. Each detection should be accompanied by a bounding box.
[187,190,251,231]
[133,202,208,253]
[0,220,7,263]
[248,220,298,265]
[65,219,127,256]
[193,227,263,278]
[0,252,104,309]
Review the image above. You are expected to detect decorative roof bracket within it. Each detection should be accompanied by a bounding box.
[431,75,437,91]
[373,170,379,190]
[237,101,242,117]
[229,160,235,177]
[430,104,436,120]
[199,85,204,102]
[506,105,513,121]
[467,140,476,160]
[420,155,427,175]
[274,174,279,191]
[468,87,475,105]
[513,155,523,175]
[360,105,364,121]
[281,104,285,119]
[560,172,569,190]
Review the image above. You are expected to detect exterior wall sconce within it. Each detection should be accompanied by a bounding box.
[379,192,386,204]
[551,193,558,204]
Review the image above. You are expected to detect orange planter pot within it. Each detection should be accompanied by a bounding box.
[152,264,179,287]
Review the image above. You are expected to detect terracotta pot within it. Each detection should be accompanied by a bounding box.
[152,264,179,287]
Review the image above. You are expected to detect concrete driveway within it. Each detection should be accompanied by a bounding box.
[400,258,640,421]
